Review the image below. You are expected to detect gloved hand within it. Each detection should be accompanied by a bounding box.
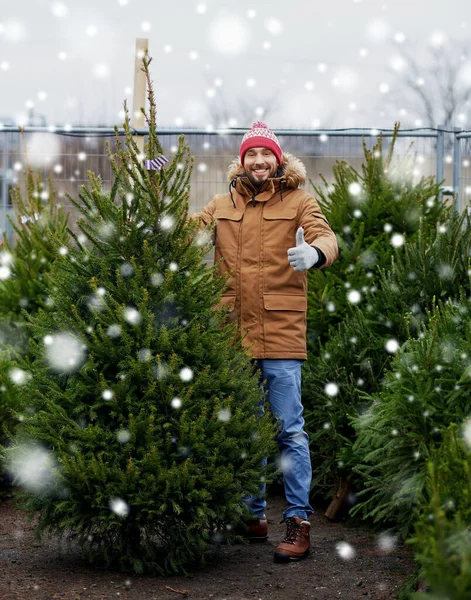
[287,227,319,271]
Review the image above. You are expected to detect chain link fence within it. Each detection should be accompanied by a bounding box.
[456,131,471,213]
[0,126,467,244]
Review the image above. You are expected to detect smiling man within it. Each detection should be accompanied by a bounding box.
[194,122,338,562]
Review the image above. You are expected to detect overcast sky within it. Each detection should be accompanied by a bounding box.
[0,0,470,129]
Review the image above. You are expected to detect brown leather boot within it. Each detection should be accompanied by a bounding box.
[274,517,310,562]
[236,515,268,543]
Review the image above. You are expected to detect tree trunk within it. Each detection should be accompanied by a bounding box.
[324,475,353,522]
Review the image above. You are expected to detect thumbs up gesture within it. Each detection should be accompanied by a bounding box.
[287,227,319,271]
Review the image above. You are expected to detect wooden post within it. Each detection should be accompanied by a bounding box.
[131,38,148,157]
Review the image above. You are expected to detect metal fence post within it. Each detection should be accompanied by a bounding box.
[436,124,444,199]
[453,127,462,213]
[1,132,9,241]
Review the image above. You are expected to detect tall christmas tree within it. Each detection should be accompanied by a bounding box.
[304,210,471,505]
[305,126,446,348]
[2,57,276,574]
[302,129,457,508]
[0,169,69,471]
[351,291,471,536]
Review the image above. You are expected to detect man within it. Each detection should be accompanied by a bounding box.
[194,122,338,562]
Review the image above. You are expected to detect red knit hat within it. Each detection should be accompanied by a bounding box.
[239,121,283,166]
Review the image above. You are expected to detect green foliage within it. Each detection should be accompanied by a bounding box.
[303,126,453,500]
[1,56,277,575]
[410,424,471,599]
[304,211,471,499]
[306,125,447,348]
[0,170,69,458]
[351,297,471,537]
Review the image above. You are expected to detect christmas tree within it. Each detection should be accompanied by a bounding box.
[0,169,69,473]
[351,292,471,536]
[2,57,276,574]
[304,210,471,502]
[305,125,446,348]
[302,129,460,506]
[410,424,471,599]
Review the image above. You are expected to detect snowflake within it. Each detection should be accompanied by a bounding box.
[117,430,131,444]
[180,367,193,382]
[377,532,397,552]
[264,17,283,35]
[390,233,404,247]
[7,444,57,493]
[120,263,134,277]
[123,307,141,325]
[462,419,471,449]
[336,541,356,560]
[171,397,182,409]
[109,498,129,518]
[324,382,339,397]
[107,324,122,338]
[45,332,86,373]
[278,454,293,474]
[385,339,399,353]
[209,15,248,55]
[8,368,31,386]
[218,408,231,422]
[0,265,11,280]
[348,182,362,196]
[347,290,361,304]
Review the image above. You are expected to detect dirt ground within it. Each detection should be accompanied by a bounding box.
[0,490,416,600]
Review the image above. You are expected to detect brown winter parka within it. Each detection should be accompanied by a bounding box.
[194,153,338,360]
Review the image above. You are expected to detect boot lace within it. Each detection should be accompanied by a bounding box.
[281,517,300,545]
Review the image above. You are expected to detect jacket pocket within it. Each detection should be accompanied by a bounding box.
[214,210,244,221]
[262,208,297,220]
[263,294,306,311]
[213,210,243,254]
[262,208,297,249]
[263,294,306,352]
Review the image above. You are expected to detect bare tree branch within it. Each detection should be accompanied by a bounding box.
[389,41,471,136]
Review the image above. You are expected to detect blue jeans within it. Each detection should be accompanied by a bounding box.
[244,359,313,521]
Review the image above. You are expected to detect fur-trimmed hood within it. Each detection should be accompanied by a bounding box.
[226,152,307,190]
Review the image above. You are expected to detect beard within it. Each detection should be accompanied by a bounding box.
[246,166,277,187]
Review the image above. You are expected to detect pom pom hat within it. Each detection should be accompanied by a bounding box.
[240,121,283,166]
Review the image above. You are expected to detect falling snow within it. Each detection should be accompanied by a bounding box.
[8,368,31,385]
[123,307,141,325]
[109,498,130,518]
[171,397,182,409]
[462,419,471,448]
[325,382,339,397]
[120,263,134,277]
[179,367,193,382]
[106,324,122,338]
[44,332,87,374]
[336,541,356,560]
[385,339,400,353]
[217,407,231,422]
[390,233,405,248]
[208,15,248,55]
[347,290,361,304]
[116,429,131,443]
[348,182,362,197]
[7,444,58,493]
[0,251,13,280]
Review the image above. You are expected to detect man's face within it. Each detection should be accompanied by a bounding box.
[243,147,278,186]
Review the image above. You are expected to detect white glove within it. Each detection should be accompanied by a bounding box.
[287,227,319,271]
